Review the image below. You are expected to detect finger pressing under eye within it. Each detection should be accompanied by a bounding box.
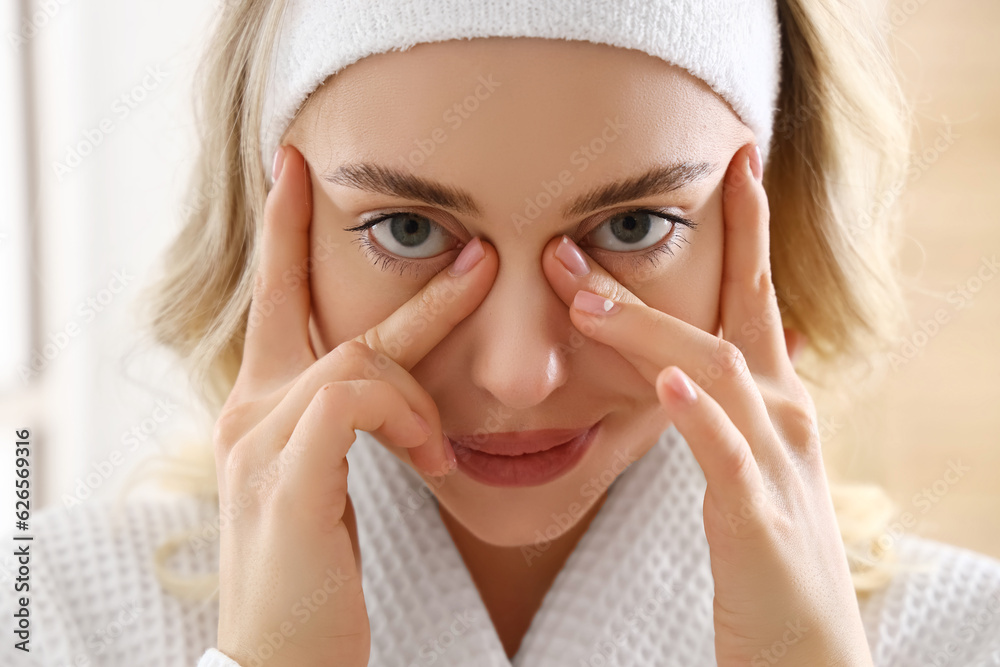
[543,235,776,454]
[564,292,779,462]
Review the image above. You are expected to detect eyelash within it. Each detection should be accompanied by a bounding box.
[345,208,698,277]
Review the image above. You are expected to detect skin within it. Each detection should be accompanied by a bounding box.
[221,36,867,665]
[285,37,738,656]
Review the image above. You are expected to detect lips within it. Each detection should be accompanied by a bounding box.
[446,425,595,456]
[446,420,603,487]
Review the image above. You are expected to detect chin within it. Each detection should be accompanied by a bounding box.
[438,512,582,561]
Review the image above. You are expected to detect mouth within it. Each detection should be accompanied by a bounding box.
[445,419,602,487]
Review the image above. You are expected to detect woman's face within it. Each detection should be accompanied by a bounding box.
[285,37,754,546]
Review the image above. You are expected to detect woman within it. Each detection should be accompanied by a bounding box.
[6,0,1000,665]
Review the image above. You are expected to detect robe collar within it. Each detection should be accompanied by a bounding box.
[345,424,717,665]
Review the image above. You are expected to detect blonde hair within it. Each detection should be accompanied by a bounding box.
[126,0,922,600]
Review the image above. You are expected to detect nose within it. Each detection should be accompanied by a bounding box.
[467,257,570,412]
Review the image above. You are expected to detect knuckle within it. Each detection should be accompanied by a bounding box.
[213,406,249,457]
[613,290,633,311]
[417,284,438,314]
[714,339,750,384]
[359,325,389,356]
[323,340,373,378]
[587,282,632,319]
[773,398,821,453]
[340,338,373,358]
[705,413,731,448]
[221,439,254,484]
[212,402,279,495]
[313,380,373,425]
[414,286,446,328]
[752,270,776,301]
[313,381,347,410]
[296,382,339,430]
[763,501,796,545]
[724,439,755,484]
[605,280,631,305]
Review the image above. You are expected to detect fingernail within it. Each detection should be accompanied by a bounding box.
[572,290,621,316]
[667,367,697,404]
[442,434,457,470]
[411,411,432,436]
[272,146,286,182]
[449,237,485,277]
[556,236,590,276]
[749,145,763,182]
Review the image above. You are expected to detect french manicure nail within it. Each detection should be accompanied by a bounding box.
[272,145,286,182]
[572,290,621,316]
[668,368,698,404]
[556,236,591,276]
[449,237,485,277]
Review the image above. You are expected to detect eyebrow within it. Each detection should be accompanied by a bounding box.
[323,160,717,219]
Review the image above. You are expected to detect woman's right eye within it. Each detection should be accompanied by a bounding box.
[349,212,456,259]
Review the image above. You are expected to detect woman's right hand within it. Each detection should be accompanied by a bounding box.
[213,145,497,667]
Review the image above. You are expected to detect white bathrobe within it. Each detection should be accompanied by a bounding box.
[4,426,1000,666]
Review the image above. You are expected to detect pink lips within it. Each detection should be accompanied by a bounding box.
[445,420,602,487]
[448,427,592,456]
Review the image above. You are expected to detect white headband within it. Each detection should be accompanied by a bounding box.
[261,0,782,186]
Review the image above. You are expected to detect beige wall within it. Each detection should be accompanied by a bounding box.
[817,0,1000,560]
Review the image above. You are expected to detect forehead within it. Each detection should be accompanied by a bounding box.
[291,37,748,202]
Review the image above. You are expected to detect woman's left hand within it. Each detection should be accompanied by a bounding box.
[543,143,874,666]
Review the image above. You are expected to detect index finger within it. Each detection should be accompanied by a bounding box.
[240,144,316,387]
[353,236,498,371]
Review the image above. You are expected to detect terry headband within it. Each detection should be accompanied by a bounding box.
[260,0,783,186]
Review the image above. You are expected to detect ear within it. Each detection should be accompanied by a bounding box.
[783,328,806,364]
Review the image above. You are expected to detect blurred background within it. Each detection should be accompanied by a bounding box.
[0,0,997,558]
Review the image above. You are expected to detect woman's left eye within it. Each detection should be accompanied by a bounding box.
[584,209,697,271]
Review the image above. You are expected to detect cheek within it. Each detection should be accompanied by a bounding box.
[307,238,416,351]
[624,214,724,334]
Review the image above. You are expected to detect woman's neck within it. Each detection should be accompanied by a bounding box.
[437,491,609,660]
